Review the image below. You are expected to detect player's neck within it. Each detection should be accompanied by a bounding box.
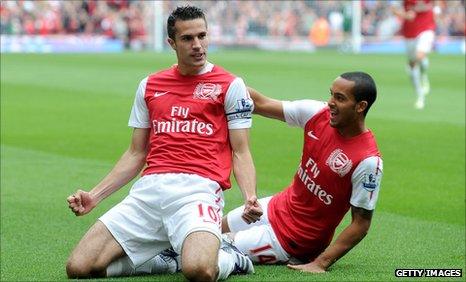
[338,120,367,138]
[177,63,205,76]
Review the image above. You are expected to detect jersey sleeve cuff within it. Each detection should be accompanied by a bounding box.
[350,200,375,211]
[227,119,252,129]
[128,121,151,128]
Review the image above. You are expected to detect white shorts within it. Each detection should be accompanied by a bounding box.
[99,173,224,267]
[406,30,435,61]
[226,197,290,264]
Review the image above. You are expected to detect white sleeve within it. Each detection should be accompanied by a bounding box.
[224,77,254,129]
[128,77,150,128]
[283,100,327,128]
[350,156,383,210]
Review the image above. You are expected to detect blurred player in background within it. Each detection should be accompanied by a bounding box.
[222,72,383,273]
[392,0,439,109]
[66,5,261,281]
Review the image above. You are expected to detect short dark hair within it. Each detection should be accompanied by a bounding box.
[167,6,207,40]
[340,71,377,116]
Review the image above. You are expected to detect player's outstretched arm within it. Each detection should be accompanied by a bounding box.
[229,128,263,224]
[287,206,372,273]
[247,87,285,121]
[67,128,150,216]
[391,5,415,20]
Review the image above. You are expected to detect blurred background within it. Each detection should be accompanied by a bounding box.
[1,0,464,54]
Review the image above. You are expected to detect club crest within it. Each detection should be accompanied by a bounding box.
[326,149,352,177]
[193,83,222,101]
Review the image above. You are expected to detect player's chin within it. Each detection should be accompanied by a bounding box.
[192,57,206,66]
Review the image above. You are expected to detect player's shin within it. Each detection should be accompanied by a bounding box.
[106,250,180,277]
[420,58,430,95]
[420,57,429,73]
[409,65,423,97]
[106,256,135,277]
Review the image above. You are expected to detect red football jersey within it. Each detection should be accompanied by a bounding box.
[402,0,435,38]
[128,63,253,189]
[268,106,382,261]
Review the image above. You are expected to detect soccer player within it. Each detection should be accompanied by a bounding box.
[66,6,262,281]
[392,0,437,109]
[222,72,383,273]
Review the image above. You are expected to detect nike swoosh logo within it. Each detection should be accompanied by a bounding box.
[307,130,319,140]
[154,91,169,97]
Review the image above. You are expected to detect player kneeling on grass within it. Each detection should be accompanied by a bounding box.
[66,5,261,281]
[222,72,384,272]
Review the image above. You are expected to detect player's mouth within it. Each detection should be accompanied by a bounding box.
[192,52,205,60]
[329,108,338,123]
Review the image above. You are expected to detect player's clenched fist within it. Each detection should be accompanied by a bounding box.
[241,196,263,224]
[67,189,97,216]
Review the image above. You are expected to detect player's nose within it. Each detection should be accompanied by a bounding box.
[192,37,201,49]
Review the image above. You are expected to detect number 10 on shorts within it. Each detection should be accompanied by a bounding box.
[197,203,221,226]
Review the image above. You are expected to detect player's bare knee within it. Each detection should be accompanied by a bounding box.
[66,255,107,278]
[182,263,217,282]
[66,258,92,278]
[66,262,107,278]
[416,52,426,61]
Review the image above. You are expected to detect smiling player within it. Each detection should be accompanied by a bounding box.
[223,72,384,273]
[66,6,261,281]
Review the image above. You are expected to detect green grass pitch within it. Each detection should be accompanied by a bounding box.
[1,50,464,281]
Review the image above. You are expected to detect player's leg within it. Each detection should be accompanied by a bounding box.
[165,174,254,281]
[406,39,425,109]
[66,221,125,278]
[97,175,172,277]
[181,231,220,281]
[231,224,291,264]
[418,52,430,94]
[106,248,179,277]
[416,30,435,96]
[222,197,290,265]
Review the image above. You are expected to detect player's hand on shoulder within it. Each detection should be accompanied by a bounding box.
[287,261,326,273]
[241,195,263,224]
[67,189,97,216]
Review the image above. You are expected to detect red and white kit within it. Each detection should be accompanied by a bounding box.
[401,0,435,39]
[100,62,253,267]
[401,0,436,58]
[129,62,253,189]
[228,100,383,263]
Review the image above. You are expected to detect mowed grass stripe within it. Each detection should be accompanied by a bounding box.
[1,81,132,162]
[1,145,128,281]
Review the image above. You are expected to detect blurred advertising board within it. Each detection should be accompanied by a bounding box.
[1,35,124,53]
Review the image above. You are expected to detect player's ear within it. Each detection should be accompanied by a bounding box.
[356,101,368,114]
[167,38,176,50]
